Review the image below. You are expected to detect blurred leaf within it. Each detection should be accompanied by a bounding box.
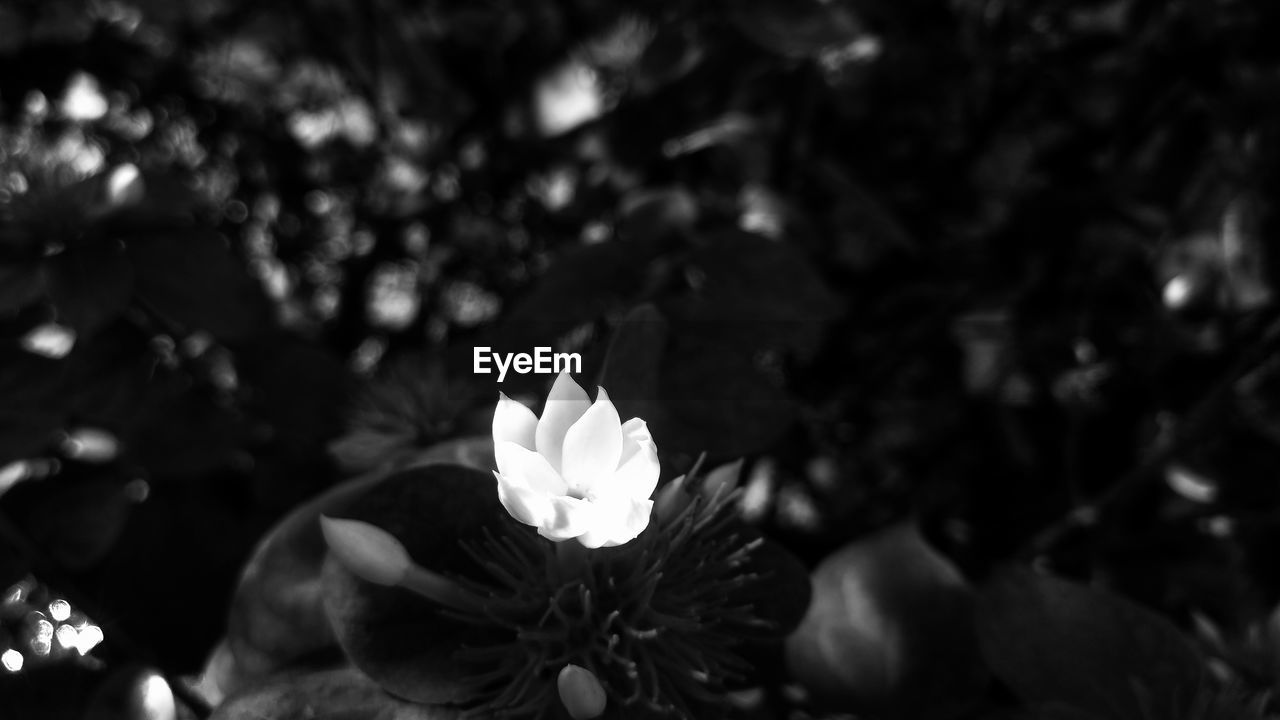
[0,664,101,718]
[235,335,352,494]
[98,169,212,233]
[1220,193,1272,312]
[0,262,45,313]
[124,389,248,477]
[659,336,795,458]
[215,439,493,698]
[633,24,704,95]
[8,474,131,570]
[729,0,867,60]
[598,304,668,430]
[208,667,455,720]
[63,328,153,432]
[487,235,667,363]
[733,531,812,639]
[329,428,419,476]
[0,346,71,466]
[322,464,514,705]
[666,230,841,361]
[617,186,699,238]
[976,569,1205,720]
[810,162,917,271]
[127,230,270,343]
[785,522,987,720]
[46,244,134,337]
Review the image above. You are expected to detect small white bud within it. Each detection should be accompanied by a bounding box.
[557,664,607,720]
[319,516,411,586]
[60,428,119,462]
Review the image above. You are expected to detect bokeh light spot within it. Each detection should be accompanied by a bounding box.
[21,323,77,359]
[61,72,109,121]
[49,599,71,622]
[1,649,23,672]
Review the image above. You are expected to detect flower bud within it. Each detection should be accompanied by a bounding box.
[699,459,743,499]
[557,664,607,720]
[652,475,689,523]
[319,516,411,586]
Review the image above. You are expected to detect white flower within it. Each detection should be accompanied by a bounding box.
[492,372,659,548]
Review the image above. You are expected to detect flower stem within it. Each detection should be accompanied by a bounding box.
[401,565,486,610]
[400,563,527,616]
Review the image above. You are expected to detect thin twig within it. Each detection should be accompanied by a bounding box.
[1016,313,1280,561]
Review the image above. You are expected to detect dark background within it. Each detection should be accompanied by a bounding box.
[2,0,1280,717]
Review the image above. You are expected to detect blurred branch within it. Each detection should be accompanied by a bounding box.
[1017,312,1280,562]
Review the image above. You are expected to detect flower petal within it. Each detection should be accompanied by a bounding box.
[617,418,653,466]
[575,497,652,548]
[493,393,538,450]
[561,388,623,497]
[535,372,591,472]
[613,419,659,500]
[537,496,596,540]
[602,499,654,547]
[495,441,568,495]
[495,473,553,527]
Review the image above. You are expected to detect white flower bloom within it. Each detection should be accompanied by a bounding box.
[493,372,659,548]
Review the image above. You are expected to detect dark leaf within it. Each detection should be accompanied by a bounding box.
[64,326,154,431]
[617,187,699,239]
[0,346,71,465]
[8,474,131,570]
[976,569,1205,720]
[598,304,668,429]
[810,162,918,271]
[666,230,841,361]
[732,531,811,639]
[323,464,516,705]
[209,667,456,720]
[0,262,45,314]
[633,25,704,95]
[235,335,353,500]
[729,0,867,60]
[490,235,667,357]
[127,230,271,343]
[786,522,987,720]
[46,243,134,337]
[659,336,795,458]
[215,440,494,698]
[124,389,249,477]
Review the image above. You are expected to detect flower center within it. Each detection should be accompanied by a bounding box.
[447,483,765,720]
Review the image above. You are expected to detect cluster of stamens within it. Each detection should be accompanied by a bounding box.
[446,479,774,719]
